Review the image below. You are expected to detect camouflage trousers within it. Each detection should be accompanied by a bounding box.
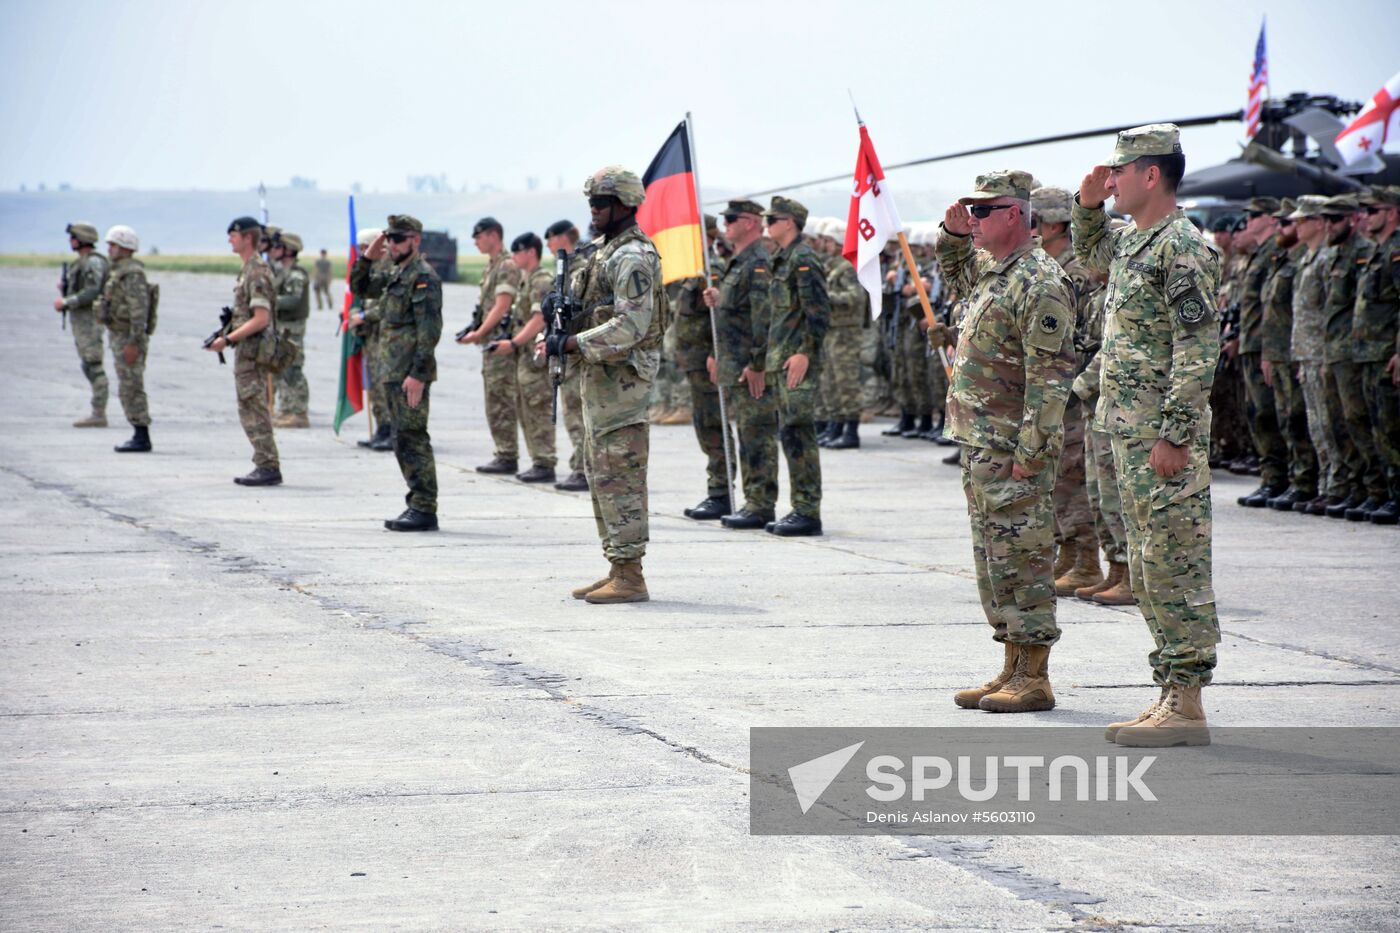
[1240,352,1288,490]
[776,360,823,519]
[1361,359,1400,501]
[891,321,934,414]
[1111,434,1220,687]
[69,307,108,414]
[927,349,949,417]
[860,323,891,414]
[483,349,521,461]
[515,352,557,468]
[365,329,392,433]
[274,318,309,417]
[730,380,779,513]
[960,445,1060,646]
[650,327,689,413]
[1052,402,1095,550]
[1299,364,1340,496]
[387,380,437,513]
[583,420,649,563]
[1209,363,1251,463]
[1267,360,1318,494]
[687,369,735,498]
[108,335,150,427]
[1084,427,1127,564]
[313,281,332,310]
[819,325,863,422]
[233,349,278,469]
[561,364,585,474]
[1328,360,1386,501]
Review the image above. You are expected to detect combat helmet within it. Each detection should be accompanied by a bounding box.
[584,165,646,207]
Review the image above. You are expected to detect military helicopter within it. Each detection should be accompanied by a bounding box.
[736,93,1399,231]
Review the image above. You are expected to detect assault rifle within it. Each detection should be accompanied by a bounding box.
[203,306,234,364]
[542,248,582,422]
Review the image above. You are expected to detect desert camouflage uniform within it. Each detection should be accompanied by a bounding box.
[820,253,866,423]
[479,251,522,460]
[769,237,831,518]
[673,259,733,498]
[1238,238,1289,488]
[510,265,557,468]
[1352,227,1400,504]
[62,250,111,415]
[569,221,664,562]
[1261,242,1318,494]
[1073,200,1222,687]
[937,227,1077,647]
[98,256,151,427]
[274,260,311,417]
[714,239,778,513]
[230,256,280,470]
[1293,243,1338,494]
[351,250,442,512]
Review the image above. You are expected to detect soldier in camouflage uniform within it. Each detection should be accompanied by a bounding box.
[818,219,866,449]
[457,217,522,474]
[206,217,282,486]
[1233,199,1290,505]
[1257,201,1319,511]
[313,249,333,310]
[1033,186,1104,597]
[484,232,556,483]
[550,167,664,603]
[705,200,780,531]
[1288,196,1342,514]
[1210,221,1254,471]
[677,215,736,520]
[938,170,1077,716]
[272,232,312,428]
[348,227,395,451]
[351,215,444,531]
[1075,124,1223,747]
[98,225,153,453]
[1352,186,1400,524]
[54,222,110,427]
[545,220,590,491]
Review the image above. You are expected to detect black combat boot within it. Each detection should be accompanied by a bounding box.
[1345,497,1383,522]
[814,420,829,437]
[1267,487,1312,510]
[475,456,518,475]
[234,466,283,486]
[370,428,396,451]
[1325,494,1363,519]
[767,512,823,537]
[115,425,151,453]
[942,449,961,466]
[684,495,731,520]
[358,424,390,449]
[554,471,589,491]
[827,420,860,450]
[721,507,775,530]
[1237,483,1285,507]
[384,507,438,532]
[517,464,556,484]
[1369,499,1400,525]
[908,412,934,438]
[882,412,914,436]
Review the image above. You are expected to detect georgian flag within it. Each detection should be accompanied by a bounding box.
[1335,72,1400,166]
[842,125,904,320]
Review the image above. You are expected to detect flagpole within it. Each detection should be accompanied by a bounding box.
[685,111,736,508]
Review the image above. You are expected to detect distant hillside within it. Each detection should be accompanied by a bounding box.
[0,185,962,254]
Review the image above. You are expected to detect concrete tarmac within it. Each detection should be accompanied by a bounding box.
[2,266,1398,931]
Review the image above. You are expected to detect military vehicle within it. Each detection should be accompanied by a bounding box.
[421,230,458,282]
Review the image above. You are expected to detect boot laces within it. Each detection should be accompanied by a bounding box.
[1001,652,1033,692]
[1148,685,1184,722]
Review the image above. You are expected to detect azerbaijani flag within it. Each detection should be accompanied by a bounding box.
[333,195,366,434]
[636,120,705,284]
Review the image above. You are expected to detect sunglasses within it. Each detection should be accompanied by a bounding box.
[968,204,1014,219]
[1364,205,1387,215]
[386,233,410,244]
[1278,218,1295,227]
[588,196,619,210]
[765,216,790,226]
[722,213,741,223]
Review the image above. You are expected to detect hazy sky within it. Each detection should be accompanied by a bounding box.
[3,0,1396,199]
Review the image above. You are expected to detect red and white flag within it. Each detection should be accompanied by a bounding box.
[1335,71,1400,165]
[842,125,903,320]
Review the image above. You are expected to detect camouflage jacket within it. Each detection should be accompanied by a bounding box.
[313,256,332,285]
[511,265,554,340]
[1046,240,1102,372]
[713,239,774,381]
[1260,242,1303,363]
[826,254,865,329]
[1070,286,1111,404]
[62,251,109,312]
[1291,246,1329,363]
[479,250,520,335]
[356,258,393,329]
[767,239,831,370]
[671,255,726,372]
[275,262,311,322]
[350,252,442,383]
[936,228,1077,471]
[1238,239,1281,354]
[1322,232,1369,364]
[232,255,277,330]
[1218,250,1248,313]
[1350,228,1400,362]
[98,257,150,343]
[1071,203,1221,447]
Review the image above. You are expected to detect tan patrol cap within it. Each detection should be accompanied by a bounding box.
[959,170,1034,204]
[387,214,424,234]
[1273,198,1296,220]
[1030,186,1072,223]
[1104,123,1183,167]
[1322,193,1360,215]
[280,232,303,253]
[1244,196,1281,214]
[1288,195,1329,220]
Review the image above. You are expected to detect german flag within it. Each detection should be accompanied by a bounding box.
[637,121,705,284]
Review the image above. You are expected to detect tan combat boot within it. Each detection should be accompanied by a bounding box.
[73,413,107,428]
[1103,687,1166,742]
[273,412,310,429]
[585,560,650,604]
[978,644,1055,713]
[660,407,692,426]
[1091,562,1135,606]
[572,564,617,600]
[1051,544,1074,581]
[1055,542,1104,596]
[1114,683,1210,747]
[1076,559,1121,600]
[954,642,1021,710]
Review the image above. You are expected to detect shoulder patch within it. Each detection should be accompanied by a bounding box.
[1040,313,1060,333]
[622,268,651,301]
[1177,296,1207,325]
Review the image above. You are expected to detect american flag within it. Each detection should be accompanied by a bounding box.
[1245,20,1268,138]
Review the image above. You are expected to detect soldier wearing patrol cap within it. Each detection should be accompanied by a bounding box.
[548,166,664,603]
[351,215,444,531]
[207,217,282,486]
[1353,186,1400,524]
[55,222,111,427]
[347,227,394,451]
[1075,123,1223,746]
[1234,197,1291,507]
[817,217,866,450]
[763,196,831,536]
[457,216,524,476]
[1287,194,1341,515]
[939,170,1077,716]
[272,232,312,429]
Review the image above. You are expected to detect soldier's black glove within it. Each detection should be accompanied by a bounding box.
[541,293,559,316]
[544,333,570,359]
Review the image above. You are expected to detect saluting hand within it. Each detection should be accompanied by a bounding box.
[363,233,388,261]
[943,203,972,236]
[1079,166,1112,210]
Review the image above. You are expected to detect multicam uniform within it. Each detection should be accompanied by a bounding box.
[509,265,557,469]
[479,250,522,462]
[61,249,111,417]
[1292,241,1338,495]
[1045,241,1098,559]
[274,260,311,417]
[230,256,280,470]
[98,256,152,428]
